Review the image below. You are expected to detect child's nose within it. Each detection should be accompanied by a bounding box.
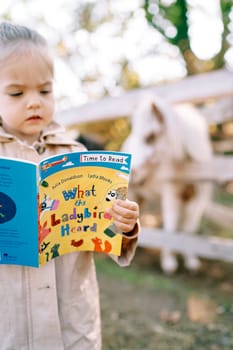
[27,93,42,109]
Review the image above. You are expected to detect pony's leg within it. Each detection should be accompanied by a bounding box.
[181,182,213,271]
[160,182,181,274]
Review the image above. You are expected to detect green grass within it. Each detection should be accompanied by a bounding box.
[96,252,233,350]
[95,253,233,307]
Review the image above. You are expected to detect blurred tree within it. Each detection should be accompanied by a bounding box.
[72,1,141,92]
[144,0,233,74]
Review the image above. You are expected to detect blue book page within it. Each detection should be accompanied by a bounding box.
[0,157,38,267]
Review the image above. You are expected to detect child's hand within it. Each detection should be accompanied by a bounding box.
[106,199,139,234]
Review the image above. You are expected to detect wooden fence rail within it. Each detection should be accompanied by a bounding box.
[56,68,233,126]
[152,156,233,183]
[138,228,233,263]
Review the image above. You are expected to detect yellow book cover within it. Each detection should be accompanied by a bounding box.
[38,151,132,266]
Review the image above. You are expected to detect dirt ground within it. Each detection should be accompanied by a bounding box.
[95,248,233,350]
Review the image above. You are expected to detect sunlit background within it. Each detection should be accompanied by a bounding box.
[0,0,232,112]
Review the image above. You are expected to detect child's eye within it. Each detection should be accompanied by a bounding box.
[40,90,51,94]
[9,92,22,97]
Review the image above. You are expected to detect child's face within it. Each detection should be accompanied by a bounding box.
[0,50,54,144]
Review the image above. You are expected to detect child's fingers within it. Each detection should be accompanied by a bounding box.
[110,199,139,232]
[113,220,136,233]
[113,199,139,217]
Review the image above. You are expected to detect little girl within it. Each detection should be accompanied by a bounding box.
[0,21,139,350]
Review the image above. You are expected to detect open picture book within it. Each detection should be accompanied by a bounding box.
[0,151,132,267]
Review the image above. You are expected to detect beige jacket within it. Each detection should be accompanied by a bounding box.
[0,120,138,350]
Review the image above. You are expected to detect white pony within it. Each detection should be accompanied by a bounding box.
[122,94,213,274]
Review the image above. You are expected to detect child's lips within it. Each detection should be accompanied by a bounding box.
[26,116,42,121]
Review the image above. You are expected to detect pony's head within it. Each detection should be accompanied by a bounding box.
[122,94,182,185]
[122,95,212,186]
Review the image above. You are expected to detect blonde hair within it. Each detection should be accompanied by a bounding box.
[0,21,54,74]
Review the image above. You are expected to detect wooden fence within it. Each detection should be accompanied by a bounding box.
[56,68,233,264]
[56,68,233,125]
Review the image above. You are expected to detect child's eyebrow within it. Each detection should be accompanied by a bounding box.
[4,81,53,89]
[4,84,24,89]
[2,84,24,93]
[38,81,53,87]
